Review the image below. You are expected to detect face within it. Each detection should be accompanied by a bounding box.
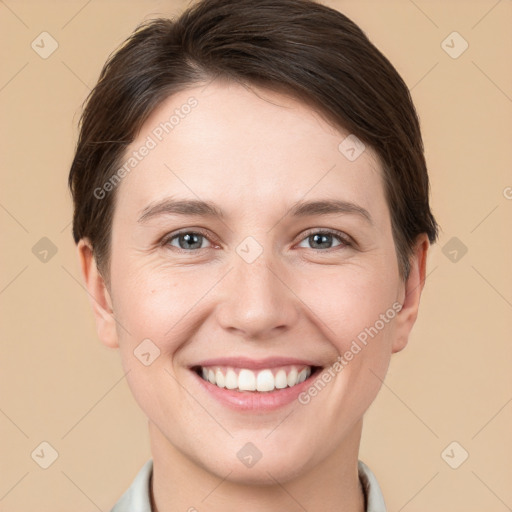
[79,79,427,484]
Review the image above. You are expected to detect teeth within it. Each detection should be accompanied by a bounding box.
[297,368,308,383]
[215,369,225,388]
[256,369,274,392]
[274,369,288,389]
[287,368,298,387]
[238,369,256,391]
[198,365,313,392]
[225,368,238,389]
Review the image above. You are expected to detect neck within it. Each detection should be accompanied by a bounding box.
[149,419,366,512]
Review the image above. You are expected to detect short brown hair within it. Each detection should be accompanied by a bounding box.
[68,0,439,285]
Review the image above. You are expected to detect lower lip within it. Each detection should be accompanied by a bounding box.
[191,368,321,412]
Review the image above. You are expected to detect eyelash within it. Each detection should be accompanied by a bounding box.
[160,228,353,253]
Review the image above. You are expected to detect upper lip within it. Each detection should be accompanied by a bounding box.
[191,356,323,370]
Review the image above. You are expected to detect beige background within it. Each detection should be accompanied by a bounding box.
[1,0,511,510]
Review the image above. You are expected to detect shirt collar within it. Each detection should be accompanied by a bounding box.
[358,459,387,512]
[111,458,387,512]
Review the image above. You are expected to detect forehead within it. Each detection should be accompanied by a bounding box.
[113,80,389,228]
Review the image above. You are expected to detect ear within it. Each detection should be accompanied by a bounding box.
[391,233,429,354]
[76,238,119,349]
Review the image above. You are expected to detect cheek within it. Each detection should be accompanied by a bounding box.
[113,277,187,420]
[111,257,201,345]
[293,263,399,344]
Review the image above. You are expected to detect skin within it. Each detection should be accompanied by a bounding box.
[78,79,429,512]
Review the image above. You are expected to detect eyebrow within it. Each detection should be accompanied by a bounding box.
[137,197,373,225]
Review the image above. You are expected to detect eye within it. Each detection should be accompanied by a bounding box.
[160,228,352,253]
[296,229,352,250]
[162,230,213,251]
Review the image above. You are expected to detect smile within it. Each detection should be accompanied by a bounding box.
[189,357,324,411]
[195,365,315,392]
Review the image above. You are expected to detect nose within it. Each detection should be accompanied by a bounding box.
[215,250,299,340]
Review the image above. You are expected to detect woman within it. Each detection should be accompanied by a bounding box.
[68,0,439,510]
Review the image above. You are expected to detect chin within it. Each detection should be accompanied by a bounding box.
[198,443,315,486]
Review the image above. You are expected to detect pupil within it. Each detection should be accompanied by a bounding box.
[181,233,201,249]
[312,233,330,249]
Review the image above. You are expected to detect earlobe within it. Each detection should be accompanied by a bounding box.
[391,234,429,354]
[76,238,119,349]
